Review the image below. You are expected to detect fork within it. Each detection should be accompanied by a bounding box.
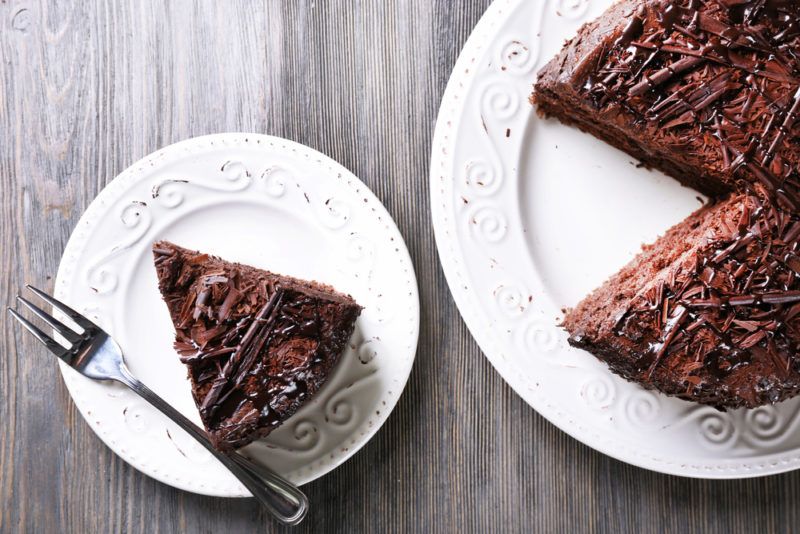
[8,285,309,525]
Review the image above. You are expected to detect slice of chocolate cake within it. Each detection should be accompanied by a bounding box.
[534,0,800,408]
[564,192,800,408]
[152,241,362,451]
[534,0,800,200]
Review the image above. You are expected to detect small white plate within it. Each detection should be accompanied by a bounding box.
[55,133,419,496]
[431,0,800,478]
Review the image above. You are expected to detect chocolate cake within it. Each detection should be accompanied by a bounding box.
[153,241,362,451]
[533,0,800,408]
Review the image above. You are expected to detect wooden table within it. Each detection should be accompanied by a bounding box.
[3,1,800,532]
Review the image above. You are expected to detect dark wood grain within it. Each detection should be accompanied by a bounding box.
[3,1,800,533]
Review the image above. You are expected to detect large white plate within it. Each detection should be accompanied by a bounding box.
[55,133,419,496]
[431,0,800,478]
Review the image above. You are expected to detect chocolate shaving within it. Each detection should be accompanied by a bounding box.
[199,288,285,420]
[179,346,236,364]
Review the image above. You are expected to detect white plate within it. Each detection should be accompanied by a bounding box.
[431,0,800,478]
[55,133,419,496]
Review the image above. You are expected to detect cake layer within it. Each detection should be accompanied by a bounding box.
[153,241,362,451]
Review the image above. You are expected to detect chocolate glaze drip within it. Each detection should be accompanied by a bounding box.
[153,241,362,451]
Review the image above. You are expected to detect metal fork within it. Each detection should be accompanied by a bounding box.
[8,285,308,525]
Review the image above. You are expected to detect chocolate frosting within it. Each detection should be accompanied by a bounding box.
[583,0,800,198]
[606,193,800,406]
[153,241,362,450]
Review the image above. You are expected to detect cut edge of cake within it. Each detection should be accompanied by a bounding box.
[532,0,734,197]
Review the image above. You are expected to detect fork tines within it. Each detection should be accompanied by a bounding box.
[7,285,95,360]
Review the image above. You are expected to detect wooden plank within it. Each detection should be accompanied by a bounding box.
[2,0,800,532]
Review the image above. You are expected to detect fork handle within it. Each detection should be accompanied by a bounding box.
[115,364,308,525]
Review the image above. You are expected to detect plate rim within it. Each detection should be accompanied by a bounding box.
[55,132,421,496]
[429,0,800,479]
